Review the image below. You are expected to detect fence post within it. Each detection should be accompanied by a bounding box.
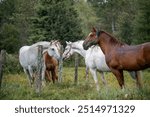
[35,45,43,94]
[58,45,64,83]
[0,50,6,89]
[74,53,78,84]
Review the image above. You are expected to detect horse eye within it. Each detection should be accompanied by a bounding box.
[51,48,55,51]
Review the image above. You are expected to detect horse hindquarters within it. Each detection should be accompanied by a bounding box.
[143,44,150,67]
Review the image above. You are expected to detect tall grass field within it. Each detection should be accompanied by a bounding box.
[0,67,150,100]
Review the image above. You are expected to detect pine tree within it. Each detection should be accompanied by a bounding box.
[133,0,150,44]
[30,0,83,46]
[0,0,19,53]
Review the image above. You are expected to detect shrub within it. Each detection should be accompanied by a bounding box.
[4,54,22,74]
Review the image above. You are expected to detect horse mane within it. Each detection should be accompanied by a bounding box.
[99,30,125,46]
[49,40,62,49]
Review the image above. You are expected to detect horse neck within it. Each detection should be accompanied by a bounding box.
[98,32,123,54]
[72,41,86,58]
[45,52,53,60]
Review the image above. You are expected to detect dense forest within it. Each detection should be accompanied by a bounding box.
[0,0,150,53]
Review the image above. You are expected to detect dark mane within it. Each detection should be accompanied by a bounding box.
[99,30,125,46]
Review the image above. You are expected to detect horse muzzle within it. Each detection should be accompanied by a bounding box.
[83,42,89,50]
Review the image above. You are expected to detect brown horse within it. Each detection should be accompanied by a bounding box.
[83,27,150,89]
[43,51,58,83]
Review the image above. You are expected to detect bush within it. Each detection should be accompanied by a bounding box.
[4,54,22,74]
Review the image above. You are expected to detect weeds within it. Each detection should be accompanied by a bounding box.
[0,67,150,100]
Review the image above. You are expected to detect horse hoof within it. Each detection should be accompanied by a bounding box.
[124,94,128,98]
[42,82,46,87]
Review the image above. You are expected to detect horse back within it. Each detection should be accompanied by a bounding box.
[106,42,150,70]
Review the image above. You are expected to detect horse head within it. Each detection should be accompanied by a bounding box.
[62,41,74,60]
[47,40,61,60]
[83,27,100,50]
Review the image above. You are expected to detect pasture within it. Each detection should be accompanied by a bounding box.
[0,67,150,100]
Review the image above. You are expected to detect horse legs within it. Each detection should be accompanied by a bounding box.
[55,67,58,81]
[23,68,33,86]
[90,68,99,91]
[45,70,51,82]
[135,71,142,88]
[100,72,107,86]
[128,71,136,80]
[111,68,124,89]
[51,69,58,84]
[85,67,89,80]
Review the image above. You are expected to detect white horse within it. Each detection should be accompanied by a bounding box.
[63,40,108,91]
[62,40,136,91]
[46,40,61,61]
[19,41,61,86]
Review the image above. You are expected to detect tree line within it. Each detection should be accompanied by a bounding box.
[0,0,150,54]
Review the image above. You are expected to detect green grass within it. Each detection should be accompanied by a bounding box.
[0,67,150,100]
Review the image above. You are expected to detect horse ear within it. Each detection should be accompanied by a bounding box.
[92,27,96,32]
[69,41,72,44]
[66,41,68,44]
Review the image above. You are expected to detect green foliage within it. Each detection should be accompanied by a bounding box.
[0,0,18,53]
[133,0,150,44]
[12,0,38,46]
[88,0,150,44]
[0,0,150,54]
[4,54,22,74]
[30,0,83,45]
[0,0,38,53]
[74,0,98,36]
[116,0,137,44]
[0,0,16,25]
[0,23,19,53]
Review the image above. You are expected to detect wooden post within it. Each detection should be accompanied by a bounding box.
[58,45,64,83]
[35,45,43,94]
[0,50,6,89]
[74,53,78,84]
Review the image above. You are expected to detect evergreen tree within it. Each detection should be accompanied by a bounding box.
[74,0,98,36]
[133,0,150,44]
[116,0,137,44]
[30,0,83,46]
[0,0,19,53]
[12,0,38,46]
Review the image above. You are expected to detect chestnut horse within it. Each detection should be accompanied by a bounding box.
[83,27,150,89]
[43,51,58,83]
[43,40,61,83]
